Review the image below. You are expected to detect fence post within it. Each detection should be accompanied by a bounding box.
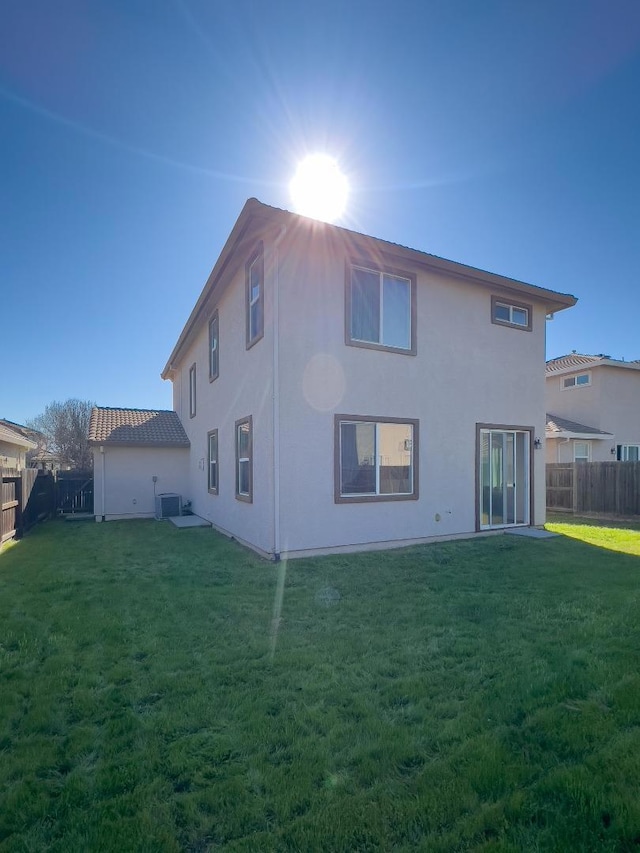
[572,462,578,513]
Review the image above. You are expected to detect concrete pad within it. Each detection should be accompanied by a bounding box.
[506,527,559,539]
[167,515,211,529]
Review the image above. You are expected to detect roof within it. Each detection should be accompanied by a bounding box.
[546,353,640,376]
[546,413,613,440]
[0,420,37,450]
[88,407,190,447]
[162,198,578,379]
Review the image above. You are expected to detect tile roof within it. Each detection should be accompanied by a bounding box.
[545,413,612,436]
[546,354,640,374]
[89,408,190,447]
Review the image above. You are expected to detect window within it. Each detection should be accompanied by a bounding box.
[189,363,196,418]
[618,445,640,462]
[562,373,591,389]
[209,311,219,382]
[246,247,264,348]
[491,296,532,331]
[347,265,416,353]
[235,416,253,502]
[334,415,419,502]
[574,442,591,462]
[207,429,218,493]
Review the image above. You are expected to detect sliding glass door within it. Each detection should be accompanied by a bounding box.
[479,429,530,529]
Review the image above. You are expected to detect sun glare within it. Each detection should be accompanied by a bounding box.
[289,154,349,223]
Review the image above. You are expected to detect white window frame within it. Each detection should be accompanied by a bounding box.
[189,363,196,419]
[562,373,591,390]
[334,415,419,503]
[573,441,591,462]
[235,416,253,502]
[491,296,532,331]
[246,248,264,349]
[207,429,218,493]
[618,444,640,462]
[209,312,219,382]
[347,265,416,354]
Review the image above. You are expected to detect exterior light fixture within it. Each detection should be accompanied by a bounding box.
[534,438,542,449]
[611,447,617,455]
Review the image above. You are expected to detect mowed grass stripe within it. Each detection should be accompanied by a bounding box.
[1,519,640,850]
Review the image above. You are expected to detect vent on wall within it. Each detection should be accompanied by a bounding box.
[155,493,182,520]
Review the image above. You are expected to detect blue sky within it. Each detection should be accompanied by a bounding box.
[2,0,639,424]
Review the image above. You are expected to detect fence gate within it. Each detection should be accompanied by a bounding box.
[56,471,94,514]
[1,470,56,544]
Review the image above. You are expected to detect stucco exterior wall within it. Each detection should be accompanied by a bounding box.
[545,364,640,463]
[171,248,275,555]
[93,446,190,520]
[545,368,605,428]
[274,230,548,555]
[0,441,26,471]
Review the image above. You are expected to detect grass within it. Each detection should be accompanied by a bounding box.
[1,519,640,851]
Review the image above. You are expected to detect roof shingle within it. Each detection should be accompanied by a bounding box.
[89,408,189,447]
[545,413,612,437]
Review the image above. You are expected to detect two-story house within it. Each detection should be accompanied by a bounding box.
[546,354,640,463]
[157,198,575,558]
[0,420,37,471]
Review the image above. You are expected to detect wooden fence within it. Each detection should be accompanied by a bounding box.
[1,469,56,544]
[546,462,640,516]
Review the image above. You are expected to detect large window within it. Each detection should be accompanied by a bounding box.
[207,429,218,493]
[347,265,415,353]
[246,247,264,348]
[335,415,418,502]
[209,311,219,381]
[189,363,196,418]
[562,373,590,389]
[235,416,253,502]
[618,445,640,462]
[491,296,532,331]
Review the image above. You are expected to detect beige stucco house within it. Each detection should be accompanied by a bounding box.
[89,408,190,521]
[156,198,576,558]
[0,420,37,471]
[546,354,640,463]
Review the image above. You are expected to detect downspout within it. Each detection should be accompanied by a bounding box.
[272,225,287,560]
[100,445,106,521]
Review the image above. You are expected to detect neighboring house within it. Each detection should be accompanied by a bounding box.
[546,354,640,463]
[154,198,576,558]
[89,408,190,521]
[0,420,37,471]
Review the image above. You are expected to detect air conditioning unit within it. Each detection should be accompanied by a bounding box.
[155,493,182,520]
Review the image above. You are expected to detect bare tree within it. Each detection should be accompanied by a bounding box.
[27,399,95,470]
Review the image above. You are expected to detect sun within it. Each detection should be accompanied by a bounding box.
[289,154,349,224]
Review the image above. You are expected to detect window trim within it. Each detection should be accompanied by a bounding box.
[345,262,417,356]
[617,444,640,462]
[573,441,591,462]
[562,372,591,390]
[245,245,264,350]
[334,414,419,503]
[208,311,219,382]
[188,363,196,419]
[490,296,533,332]
[207,429,219,494]
[235,415,253,503]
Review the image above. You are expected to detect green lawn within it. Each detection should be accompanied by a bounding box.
[2,520,640,851]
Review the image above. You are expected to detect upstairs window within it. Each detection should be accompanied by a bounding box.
[491,296,532,331]
[562,373,590,389]
[246,247,264,348]
[189,363,196,418]
[209,311,219,381]
[347,265,415,354]
[335,415,419,502]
